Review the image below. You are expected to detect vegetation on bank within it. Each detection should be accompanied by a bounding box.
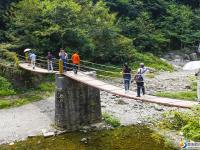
[102,112,121,127]
[0,76,55,109]
[0,125,176,150]
[155,76,197,101]
[1,0,188,71]
[158,106,200,141]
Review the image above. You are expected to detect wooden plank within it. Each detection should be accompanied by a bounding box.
[19,63,199,108]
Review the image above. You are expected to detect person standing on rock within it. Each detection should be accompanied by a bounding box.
[195,69,200,104]
[134,63,148,97]
[122,63,131,93]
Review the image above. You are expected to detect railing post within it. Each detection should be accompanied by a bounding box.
[59,59,64,74]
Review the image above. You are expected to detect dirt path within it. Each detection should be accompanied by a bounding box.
[0,97,55,144]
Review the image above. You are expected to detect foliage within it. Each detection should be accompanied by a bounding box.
[0,0,174,71]
[155,91,196,101]
[0,76,16,96]
[130,51,173,71]
[158,106,200,141]
[0,125,176,150]
[0,80,55,109]
[106,0,200,52]
[102,112,121,127]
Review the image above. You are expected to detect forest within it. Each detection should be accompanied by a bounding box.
[0,0,200,69]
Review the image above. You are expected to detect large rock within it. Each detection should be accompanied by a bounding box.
[189,53,197,61]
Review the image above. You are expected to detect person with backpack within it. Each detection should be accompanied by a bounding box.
[134,63,148,97]
[122,63,131,93]
[71,51,80,74]
[59,48,68,72]
[47,51,53,72]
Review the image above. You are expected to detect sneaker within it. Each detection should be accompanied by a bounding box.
[136,96,140,97]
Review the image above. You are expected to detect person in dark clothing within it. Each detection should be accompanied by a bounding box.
[135,63,148,97]
[47,52,53,72]
[123,63,131,93]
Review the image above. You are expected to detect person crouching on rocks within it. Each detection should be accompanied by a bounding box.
[134,63,148,97]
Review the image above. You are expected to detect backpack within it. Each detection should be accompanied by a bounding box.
[134,69,144,82]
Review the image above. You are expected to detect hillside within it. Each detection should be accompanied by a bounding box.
[0,0,199,70]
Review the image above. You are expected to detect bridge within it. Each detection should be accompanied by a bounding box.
[18,56,198,130]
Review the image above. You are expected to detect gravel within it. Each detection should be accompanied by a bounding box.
[0,70,193,144]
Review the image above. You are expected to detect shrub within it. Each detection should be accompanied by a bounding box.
[0,76,16,96]
[158,106,200,141]
[102,112,121,127]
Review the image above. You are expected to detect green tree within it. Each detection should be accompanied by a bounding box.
[161,4,193,50]
[8,0,133,63]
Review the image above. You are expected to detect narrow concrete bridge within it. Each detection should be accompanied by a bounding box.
[19,62,198,131]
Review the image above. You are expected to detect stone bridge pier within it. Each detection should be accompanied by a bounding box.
[55,73,101,131]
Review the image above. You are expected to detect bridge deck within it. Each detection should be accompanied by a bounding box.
[19,63,198,108]
[19,63,58,74]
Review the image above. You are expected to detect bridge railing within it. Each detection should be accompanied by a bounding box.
[17,54,136,83]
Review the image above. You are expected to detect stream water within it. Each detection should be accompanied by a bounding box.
[0,125,177,150]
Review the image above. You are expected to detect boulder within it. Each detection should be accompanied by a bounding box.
[183,54,190,61]
[189,53,197,61]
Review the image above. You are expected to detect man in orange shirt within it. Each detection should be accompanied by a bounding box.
[71,51,80,74]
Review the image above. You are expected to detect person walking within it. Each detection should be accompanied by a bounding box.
[122,63,131,93]
[59,48,68,72]
[29,52,36,69]
[47,52,53,72]
[134,63,148,97]
[71,51,80,74]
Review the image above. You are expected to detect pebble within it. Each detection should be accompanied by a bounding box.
[9,142,14,146]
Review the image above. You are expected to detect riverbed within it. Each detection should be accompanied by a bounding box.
[0,125,177,150]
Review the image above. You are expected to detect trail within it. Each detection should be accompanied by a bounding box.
[0,97,55,144]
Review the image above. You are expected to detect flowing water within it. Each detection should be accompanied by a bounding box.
[0,125,177,150]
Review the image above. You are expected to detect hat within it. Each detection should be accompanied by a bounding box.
[140,63,144,67]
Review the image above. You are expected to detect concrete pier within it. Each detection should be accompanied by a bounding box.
[55,73,101,130]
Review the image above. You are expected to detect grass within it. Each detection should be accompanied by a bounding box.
[155,91,197,101]
[158,106,200,141]
[102,112,121,127]
[145,73,156,79]
[155,75,197,101]
[0,81,55,109]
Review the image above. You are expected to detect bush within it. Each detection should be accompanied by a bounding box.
[130,51,173,71]
[102,112,121,127]
[0,76,16,96]
[158,106,200,141]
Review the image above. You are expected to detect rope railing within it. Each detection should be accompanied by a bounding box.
[80,59,122,71]
[17,54,135,80]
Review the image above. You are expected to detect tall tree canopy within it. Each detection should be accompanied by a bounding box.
[8,0,133,63]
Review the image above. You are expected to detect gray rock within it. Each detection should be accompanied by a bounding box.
[80,138,88,144]
[43,132,55,138]
[9,142,14,146]
[154,105,164,111]
[189,53,197,61]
